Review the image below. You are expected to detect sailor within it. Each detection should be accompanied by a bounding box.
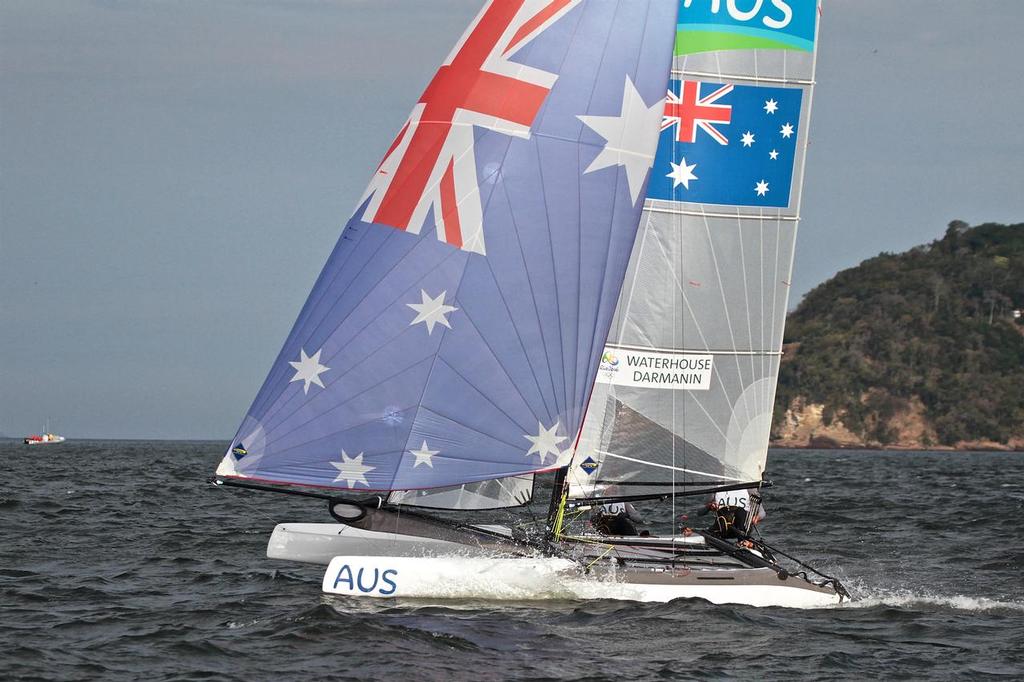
[592,499,645,536]
[700,488,765,540]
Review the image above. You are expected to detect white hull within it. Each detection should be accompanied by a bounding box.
[270,523,842,608]
[267,523,501,564]
[321,555,842,608]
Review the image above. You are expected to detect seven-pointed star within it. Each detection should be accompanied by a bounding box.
[764,99,779,114]
[780,123,795,139]
[666,159,698,189]
[578,76,664,203]
[755,180,770,197]
[289,348,329,394]
[524,421,567,465]
[769,149,779,160]
[741,131,755,147]
[407,290,458,335]
[331,450,375,487]
[409,440,439,468]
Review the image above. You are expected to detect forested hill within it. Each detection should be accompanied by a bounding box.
[772,221,1024,450]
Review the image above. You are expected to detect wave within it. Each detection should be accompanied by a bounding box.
[842,588,1024,612]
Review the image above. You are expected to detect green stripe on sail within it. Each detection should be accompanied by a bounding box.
[676,29,807,56]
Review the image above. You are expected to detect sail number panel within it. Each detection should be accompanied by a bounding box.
[597,347,713,391]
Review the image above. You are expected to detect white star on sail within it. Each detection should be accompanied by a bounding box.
[409,440,439,468]
[780,123,795,139]
[407,290,458,335]
[666,159,698,189]
[331,450,375,487]
[524,421,567,465]
[764,99,779,114]
[741,131,755,147]
[289,348,329,394]
[578,76,664,203]
[769,149,779,160]
[755,180,770,197]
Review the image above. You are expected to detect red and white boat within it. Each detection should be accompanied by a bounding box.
[24,432,65,445]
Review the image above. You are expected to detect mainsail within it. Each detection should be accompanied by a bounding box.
[216,0,680,502]
[569,0,822,497]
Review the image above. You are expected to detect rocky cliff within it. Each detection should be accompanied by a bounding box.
[770,222,1024,450]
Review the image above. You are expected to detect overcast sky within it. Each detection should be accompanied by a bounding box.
[2,0,1022,439]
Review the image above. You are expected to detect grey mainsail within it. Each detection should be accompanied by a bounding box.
[569,1,822,499]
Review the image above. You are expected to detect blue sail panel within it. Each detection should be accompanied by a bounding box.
[217,0,679,491]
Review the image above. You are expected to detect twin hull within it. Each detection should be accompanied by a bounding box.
[269,523,842,608]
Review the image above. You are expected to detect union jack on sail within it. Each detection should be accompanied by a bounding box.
[662,80,733,146]
[359,0,581,255]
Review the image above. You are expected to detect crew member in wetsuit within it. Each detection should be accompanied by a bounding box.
[592,500,645,536]
[700,488,765,540]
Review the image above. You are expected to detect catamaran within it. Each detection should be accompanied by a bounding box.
[214,0,848,607]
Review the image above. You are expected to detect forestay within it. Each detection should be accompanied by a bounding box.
[570,0,822,497]
[216,0,679,499]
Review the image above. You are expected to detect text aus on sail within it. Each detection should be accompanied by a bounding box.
[596,348,713,391]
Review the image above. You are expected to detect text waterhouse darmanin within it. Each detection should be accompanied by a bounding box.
[625,355,713,371]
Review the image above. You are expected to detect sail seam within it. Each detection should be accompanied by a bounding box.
[643,205,800,221]
[672,69,815,86]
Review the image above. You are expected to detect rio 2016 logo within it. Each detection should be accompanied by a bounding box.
[677,0,817,55]
[600,352,619,370]
[331,564,398,596]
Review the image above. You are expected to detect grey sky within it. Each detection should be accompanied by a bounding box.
[2,1,1021,439]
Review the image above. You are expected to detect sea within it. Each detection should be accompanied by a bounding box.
[2,441,1022,681]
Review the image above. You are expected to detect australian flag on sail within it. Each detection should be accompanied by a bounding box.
[646,79,803,208]
[217,0,679,493]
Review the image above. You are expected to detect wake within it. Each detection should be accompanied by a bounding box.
[838,586,1024,612]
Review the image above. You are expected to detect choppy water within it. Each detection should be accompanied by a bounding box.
[2,441,1022,680]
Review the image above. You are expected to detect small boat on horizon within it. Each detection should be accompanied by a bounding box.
[24,432,66,445]
[24,419,66,445]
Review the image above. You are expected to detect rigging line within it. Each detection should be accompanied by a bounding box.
[596,450,733,480]
[672,196,679,553]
